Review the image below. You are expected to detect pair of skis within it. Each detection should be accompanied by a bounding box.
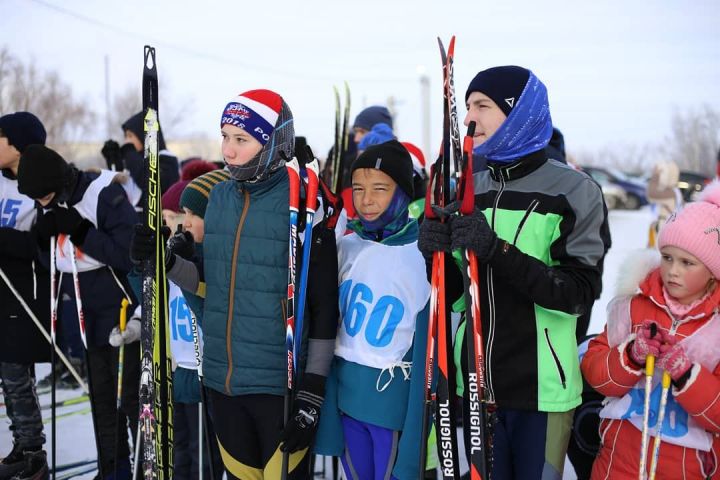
[420,36,493,480]
[139,45,173,480]
[282,149,320,479]
[330,82,351,194]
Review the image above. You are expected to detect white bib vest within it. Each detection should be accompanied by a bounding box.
[600,295,720,451]
[0,174,36,232]
[335,233,430,371]
[168,282,202,370]
[55,170,135,273]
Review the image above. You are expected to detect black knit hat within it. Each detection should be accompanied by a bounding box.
[17,145,69,199]
[465,66,530,117]
[0,112,47,154]
[350,140,414,197]
[353,106,393,131]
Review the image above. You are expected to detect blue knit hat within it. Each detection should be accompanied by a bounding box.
[0,112,46,154]
[353,106,393,131]
[358,123,396,150]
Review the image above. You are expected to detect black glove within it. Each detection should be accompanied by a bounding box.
[101,140,123,171]
[450,208,498,263]
[130,224,170,265]
[165,228,194,271]
[280,373,326,453]
[418,217,452,258]
[33,211,58,250]
[54,207,92,245]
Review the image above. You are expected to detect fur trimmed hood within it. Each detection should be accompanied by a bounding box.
[614,248,661,297]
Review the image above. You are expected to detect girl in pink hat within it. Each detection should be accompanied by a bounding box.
[582,182,720,479]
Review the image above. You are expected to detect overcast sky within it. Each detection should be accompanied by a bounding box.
[3,0,719,161]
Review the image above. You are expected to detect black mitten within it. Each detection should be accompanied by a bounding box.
[450,208,498,263]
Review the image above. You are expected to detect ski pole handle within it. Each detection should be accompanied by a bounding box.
[120,298,129,333]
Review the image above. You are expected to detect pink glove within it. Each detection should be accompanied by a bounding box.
[657,334,692,381]
[629,320,662,366]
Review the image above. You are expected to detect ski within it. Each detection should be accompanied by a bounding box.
[420,36,461,480]
[50,458,97,474]
[139,45,173,480]
[56,464,98,480]
[41,406,92,424]
[281,157,301,479]
[331,86,342,193]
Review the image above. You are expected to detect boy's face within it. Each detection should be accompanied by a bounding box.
[351,168,396,222]
[36,192,56,207]
[353,127,369,144]
[182,208,205,243]
[0,136,20,172]
[124,130,143,152]
[660,245,714,305]
[162,209,185,233]
[464,91,507,147]
[221,124,263,166]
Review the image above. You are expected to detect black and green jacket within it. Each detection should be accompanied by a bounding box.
[450,150,610,412]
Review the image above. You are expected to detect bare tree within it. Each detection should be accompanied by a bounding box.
[664,105,719,176]
[105,83,194,143]
[0,47,95,159]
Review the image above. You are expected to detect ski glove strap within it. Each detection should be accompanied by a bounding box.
[450,207,498,263]
[279,372,326,453]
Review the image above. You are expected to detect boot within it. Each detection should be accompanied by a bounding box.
[9,450,47,480]
[0,444,26,480]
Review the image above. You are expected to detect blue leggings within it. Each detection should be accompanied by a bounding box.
[340,415,399,480]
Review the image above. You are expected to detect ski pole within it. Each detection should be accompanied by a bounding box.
[639,323,658,480]
[294,157,319,374]
[0,264,88,392]
[282,157,301,480]
[457,121,490,480]
[648,371,672,480]
[68,244,88,349]
[189,305,216,480]
[51,236,58,480]
[114,298,129,480]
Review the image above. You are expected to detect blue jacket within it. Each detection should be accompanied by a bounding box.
[202,169,290,396]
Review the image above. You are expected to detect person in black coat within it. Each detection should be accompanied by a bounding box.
[0,111,51,480]
[17,145,140,480]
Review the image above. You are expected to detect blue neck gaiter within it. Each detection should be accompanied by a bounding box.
[473,71,553,163]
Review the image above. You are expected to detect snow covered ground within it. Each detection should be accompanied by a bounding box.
[0,208,655,479]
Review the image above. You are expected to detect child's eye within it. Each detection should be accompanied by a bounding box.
[661,254,671,262]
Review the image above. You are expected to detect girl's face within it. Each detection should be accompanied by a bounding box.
[182,208,205,243]
[351,168,396,221]
[464,91,507,147]
[660,245,715,305]
[221,124,263,166]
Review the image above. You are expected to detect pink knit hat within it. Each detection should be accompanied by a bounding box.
[658,181,720,278]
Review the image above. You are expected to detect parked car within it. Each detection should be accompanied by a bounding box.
[678,171,712,202]
[600,183,628,210]
[581,166,648,209]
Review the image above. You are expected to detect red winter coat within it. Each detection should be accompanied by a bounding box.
[582,268,720,479]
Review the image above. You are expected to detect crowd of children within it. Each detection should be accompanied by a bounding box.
[1,58,718,480]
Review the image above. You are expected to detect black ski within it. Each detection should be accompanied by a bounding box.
[139,45,173,480]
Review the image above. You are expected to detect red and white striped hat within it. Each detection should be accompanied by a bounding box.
[401,141,426,176]
[220,89,283,145]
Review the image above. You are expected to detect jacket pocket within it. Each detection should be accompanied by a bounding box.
[544,327,567,389]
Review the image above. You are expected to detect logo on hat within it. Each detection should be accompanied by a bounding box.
[505,97,515,109]
[224,103,251,120]
[706,225,720,245]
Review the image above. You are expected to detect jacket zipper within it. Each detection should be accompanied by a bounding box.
[225,188,251,394]
[512,199,540,245]
[485,175,506,403]
[544,328,567,389]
